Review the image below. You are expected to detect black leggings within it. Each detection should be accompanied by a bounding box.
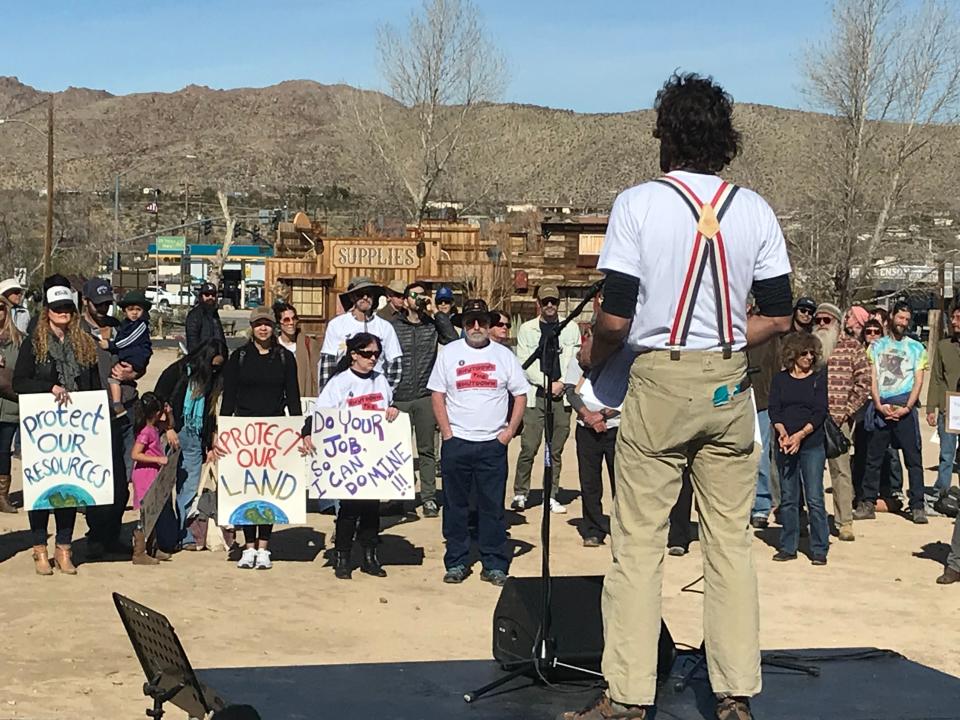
[0,421,16,476]
[29,508,77,545]
[335,500,380,551]
[242,525,273,545]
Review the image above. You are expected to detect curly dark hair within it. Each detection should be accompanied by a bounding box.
[780,331,822,370]
[653,72,741,173]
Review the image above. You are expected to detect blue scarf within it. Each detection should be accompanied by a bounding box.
[182,367,206,433]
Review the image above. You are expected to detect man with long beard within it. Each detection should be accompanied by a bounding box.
[813,303,870,541]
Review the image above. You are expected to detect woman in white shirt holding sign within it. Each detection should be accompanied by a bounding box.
[317,332,399,580]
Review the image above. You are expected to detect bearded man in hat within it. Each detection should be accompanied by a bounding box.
[318,276,402,392]
[186,282,227,354]
[814,302,870,541]
[378,279,407,322]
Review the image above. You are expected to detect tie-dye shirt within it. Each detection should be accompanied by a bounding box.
[867,335,928,400]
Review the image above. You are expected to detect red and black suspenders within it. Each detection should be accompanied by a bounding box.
[654,174,739,360]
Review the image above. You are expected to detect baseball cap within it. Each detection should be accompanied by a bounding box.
[436,286,454,302]
[199,282,218,296]
[538,284,560,301]
[45,285,77,312]
[461,298,490,324]
[82,277,114,304]
[0,278,23,297]
[249,306,275,325]
[795,296,817,312]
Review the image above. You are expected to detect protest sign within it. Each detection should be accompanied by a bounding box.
[216,416,307,525]
[308,407,415,501]
[19,390,114,511]
[141,447,180,539]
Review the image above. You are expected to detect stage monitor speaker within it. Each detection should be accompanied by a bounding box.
[493,575,675,681]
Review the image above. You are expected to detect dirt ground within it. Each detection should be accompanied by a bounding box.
[0,348,957,719]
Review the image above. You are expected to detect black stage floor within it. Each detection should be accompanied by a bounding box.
[199,648,960,720]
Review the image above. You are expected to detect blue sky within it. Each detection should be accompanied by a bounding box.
[3,0,836,112]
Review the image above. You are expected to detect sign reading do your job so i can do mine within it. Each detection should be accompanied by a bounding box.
[19,391,114,511]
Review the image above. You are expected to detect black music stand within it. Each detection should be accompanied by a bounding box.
[464,281,606,703]
[113,592,230,719]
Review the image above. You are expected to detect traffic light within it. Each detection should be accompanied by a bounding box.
[233,223,243,239]
[203,219,212,236]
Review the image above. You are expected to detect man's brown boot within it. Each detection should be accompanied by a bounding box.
[0,475,17,513]
[936,566,960,585]
[557,693,647,719]
[838,523,855,542]
[717,696,752,720]
[54,544,78,575]
[32,545,53,576]
[132,529,160,566]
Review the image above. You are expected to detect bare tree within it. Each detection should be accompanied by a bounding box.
[802,0,960,306]
[207,190,236,287]
[351,0,507,226]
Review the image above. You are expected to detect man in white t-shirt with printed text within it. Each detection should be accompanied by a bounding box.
[560,73,794,720]
[428,298,529,587]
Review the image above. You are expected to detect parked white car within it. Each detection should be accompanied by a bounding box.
[144,286,195,308]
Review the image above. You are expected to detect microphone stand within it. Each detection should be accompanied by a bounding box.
[464,279,604,703]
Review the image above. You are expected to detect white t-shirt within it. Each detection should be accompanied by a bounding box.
[316,369,393,411]
[563,355,622,428]
[598,171,791,353]
[427,338,530,442]
[278,336,297,353]
[320,312,402,373]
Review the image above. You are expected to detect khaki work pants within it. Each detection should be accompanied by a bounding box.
[826,421,855,527]
[513,396,572,499]
[602,351,761,705]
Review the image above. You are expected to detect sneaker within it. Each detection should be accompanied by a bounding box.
[810,555,828,566]
[421,499,440,518]
[772,551,797,562]
[582,536,603,548]
[750,515,768,529]
[255,549,272,570]
[557,692,647,719]
[480,568,508,587]
[912,507,929,524]
[852,501,876,520]
[716,696,752,720]
[549,498,567,514]
[237,548,257,569]
[667,546,688,557]
[510,494,527,511]
[443,565,470,584]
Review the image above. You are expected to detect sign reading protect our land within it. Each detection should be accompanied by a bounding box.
[216,417,307,525]
[19,391,114,511]
[307,408,415,501]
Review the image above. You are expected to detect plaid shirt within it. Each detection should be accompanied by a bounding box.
[826,333,871,424]
[317,353,402,393]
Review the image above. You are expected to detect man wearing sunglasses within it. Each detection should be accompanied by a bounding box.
[185,282,227,354]
[512,285,581,514]
[793,296,817,334]
[814,302,870,541]
[390,281,458,518]
[318,276,402,392]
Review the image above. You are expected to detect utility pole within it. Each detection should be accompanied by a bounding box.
[44,95,53,277]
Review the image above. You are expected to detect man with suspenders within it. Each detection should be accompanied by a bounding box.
[561,73,793,720]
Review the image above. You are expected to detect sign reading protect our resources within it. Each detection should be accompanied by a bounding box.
[19,391,114,511]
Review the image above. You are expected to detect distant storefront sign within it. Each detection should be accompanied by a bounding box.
[332,244,420,269]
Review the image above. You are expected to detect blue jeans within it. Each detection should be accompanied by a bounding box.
[777,443,829,557]
[936,413,958,493]
[752,410,772,517]
[441,437,510,572]
[176,427,204,544]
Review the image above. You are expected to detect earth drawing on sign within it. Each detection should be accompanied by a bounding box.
[34,484,97,510]
[228,500,290,526]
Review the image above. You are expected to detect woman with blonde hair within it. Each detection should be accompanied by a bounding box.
[0,294,23,512]
[768,332,829,565]
[13,276,101,575]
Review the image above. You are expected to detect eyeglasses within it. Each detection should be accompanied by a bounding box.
[280,316,298,324]
[493,321,511,329]
[464,317,490,328]
[201,292,216,298]
[799,350,816,358]
[814,316,833,325]
[796,307,813,315]
[541,298,559,307]
[354,349,381,359]
[865,329,882,336]
[352,291,373,300]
